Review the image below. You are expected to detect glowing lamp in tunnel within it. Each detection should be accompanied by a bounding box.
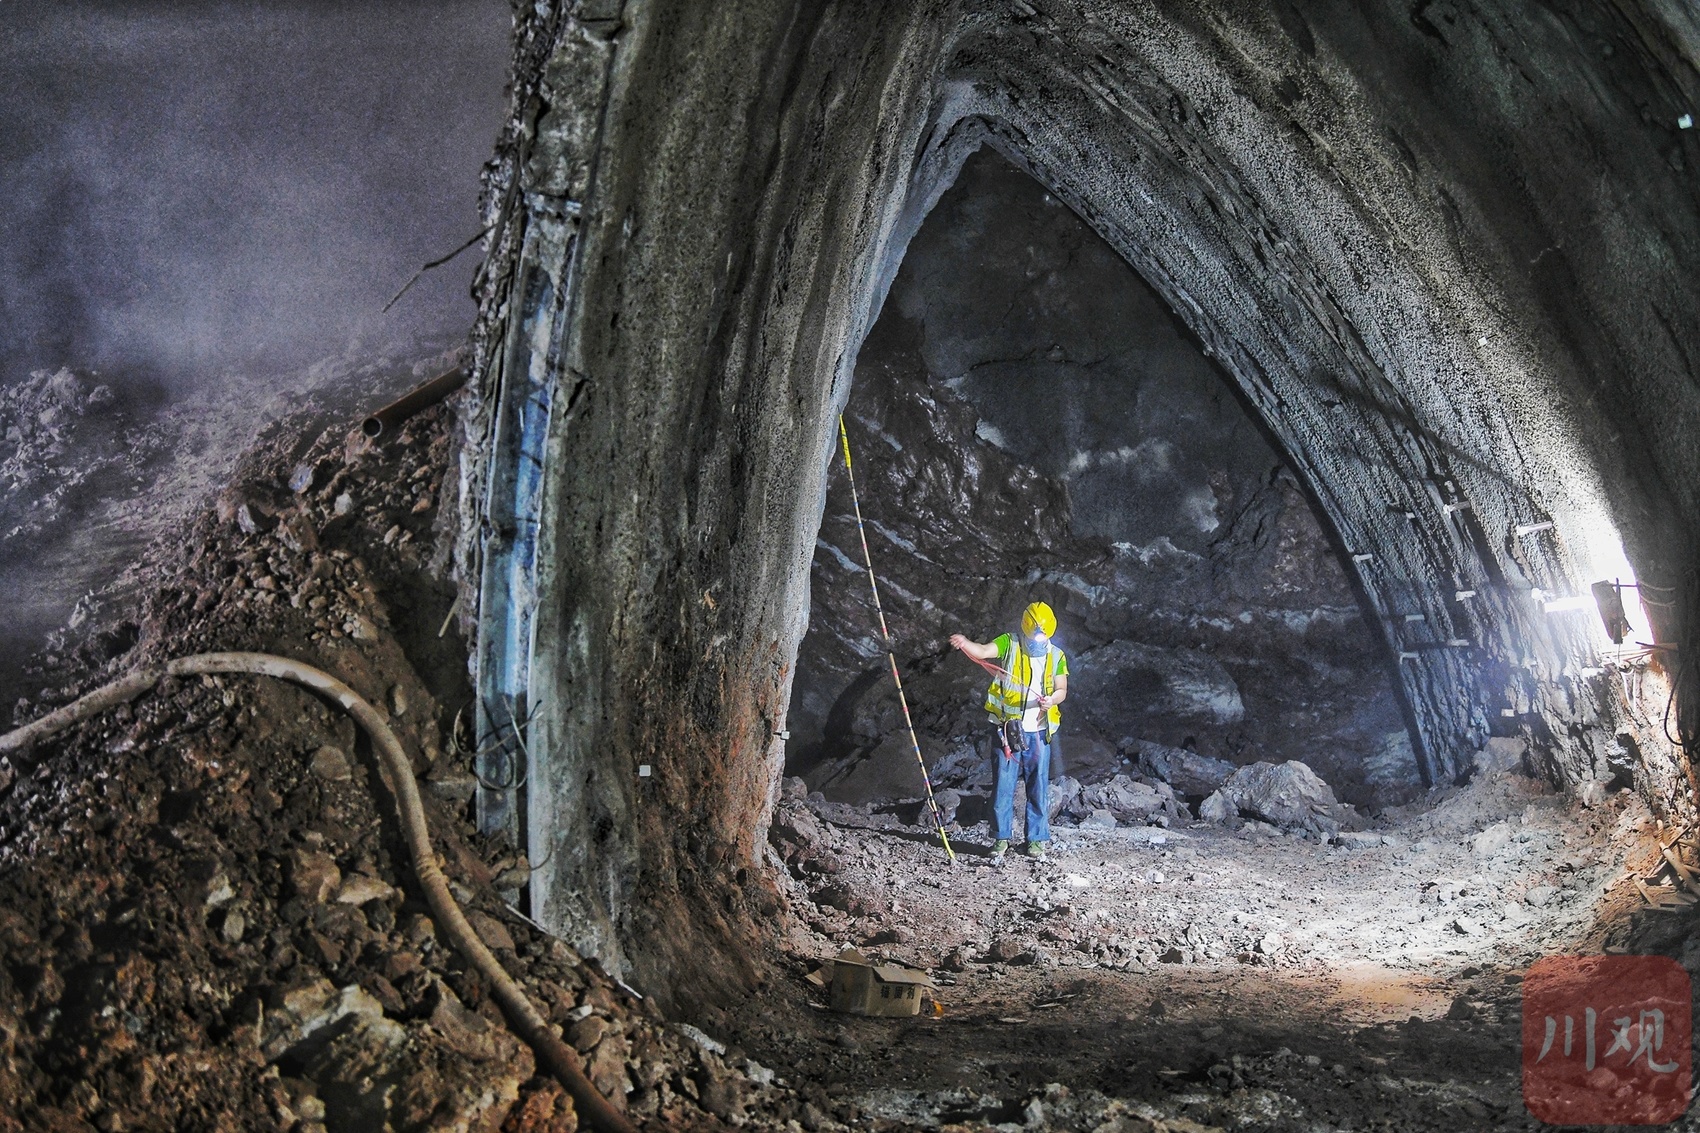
[1589,579,1671,650]
[1530,514,1657,648]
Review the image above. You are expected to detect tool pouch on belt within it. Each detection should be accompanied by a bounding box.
[1002,720,1027,756]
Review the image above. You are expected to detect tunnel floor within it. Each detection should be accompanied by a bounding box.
[736,768,1685,1130]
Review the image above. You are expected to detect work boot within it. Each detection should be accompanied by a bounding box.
[990,839,1010,864]
[1026,840,1048,862]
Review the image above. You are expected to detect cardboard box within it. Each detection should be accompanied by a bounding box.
[819,948,934,1017]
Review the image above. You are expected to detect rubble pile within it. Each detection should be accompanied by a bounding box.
[0,366,155,543]
[827,733,1357,846]
[1047,774,1187,830]
[1131,745,1233,801]
[1197,762,1358,835]
[0,402,818,1133]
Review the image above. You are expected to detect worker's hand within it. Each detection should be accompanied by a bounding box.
[948,633,968,652]
[1037,694,1053,708]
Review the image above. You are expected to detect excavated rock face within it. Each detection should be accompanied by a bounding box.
[467,0,1700,1007]
[789,149,1417,810]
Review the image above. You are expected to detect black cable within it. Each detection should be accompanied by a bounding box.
[382,226,493,314]
[1663,647,1685,748]
[1668,569,1700,754]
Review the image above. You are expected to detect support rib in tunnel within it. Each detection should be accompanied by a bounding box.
[461,0,1700,1008]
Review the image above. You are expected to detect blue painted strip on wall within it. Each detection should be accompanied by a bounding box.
[475,245,563,840]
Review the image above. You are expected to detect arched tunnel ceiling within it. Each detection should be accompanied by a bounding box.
[792,147,1421,814]
[461,0,1700,1006]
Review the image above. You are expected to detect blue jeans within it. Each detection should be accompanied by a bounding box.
[994,729,1050,845]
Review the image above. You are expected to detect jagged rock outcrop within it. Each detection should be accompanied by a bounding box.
[1203,760,1354,835]
[1135,743,1237,801]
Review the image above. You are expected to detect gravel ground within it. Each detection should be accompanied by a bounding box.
[744,764,1700,1131]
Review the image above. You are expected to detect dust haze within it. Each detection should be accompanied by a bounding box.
[0,1,510,389]
[0,1,511,705]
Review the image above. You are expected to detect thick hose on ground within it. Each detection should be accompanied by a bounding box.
[0,652,639,1133]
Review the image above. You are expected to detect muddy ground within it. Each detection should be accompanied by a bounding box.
[2,395,1699,1132]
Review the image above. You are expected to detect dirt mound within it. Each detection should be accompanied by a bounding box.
[0,401,812,1132]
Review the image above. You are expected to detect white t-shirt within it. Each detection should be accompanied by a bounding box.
[1020,650,1046,732]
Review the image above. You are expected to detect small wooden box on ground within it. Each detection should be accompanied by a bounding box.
[817,947,934,1017]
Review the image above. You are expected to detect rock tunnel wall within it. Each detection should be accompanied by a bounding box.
[460,0,1700,1008]
[790,149,1419,812]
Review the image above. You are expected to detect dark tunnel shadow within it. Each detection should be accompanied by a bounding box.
[790,142,1430,810]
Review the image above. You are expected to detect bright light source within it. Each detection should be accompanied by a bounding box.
[1576,516,1652,643]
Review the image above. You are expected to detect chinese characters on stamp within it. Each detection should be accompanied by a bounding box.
[1523,955,1691,1124]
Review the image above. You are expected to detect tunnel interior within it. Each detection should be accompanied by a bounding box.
[9,3,1700,1131]
[473,0,1700,1020]
[789,145,1421,823]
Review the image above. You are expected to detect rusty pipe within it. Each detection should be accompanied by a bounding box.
[362,367,467,441]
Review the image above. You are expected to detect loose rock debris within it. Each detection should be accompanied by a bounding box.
[749,751,1700,1130]
[0,403,792,1132]
[2,396,1699,1131]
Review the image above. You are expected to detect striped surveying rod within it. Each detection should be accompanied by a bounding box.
[836,416,957,864]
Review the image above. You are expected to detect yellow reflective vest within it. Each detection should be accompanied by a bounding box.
[983,634,1068,736]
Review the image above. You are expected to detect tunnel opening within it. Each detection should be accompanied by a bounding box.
[786,146,1423,830]
[741,145,1687,1118]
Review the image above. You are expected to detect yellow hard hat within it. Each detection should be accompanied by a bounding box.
[1020,601,1056,639]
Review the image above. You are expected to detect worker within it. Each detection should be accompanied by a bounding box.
[949,600,1068,863]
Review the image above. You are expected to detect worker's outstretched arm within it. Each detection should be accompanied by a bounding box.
[948,633,999,661]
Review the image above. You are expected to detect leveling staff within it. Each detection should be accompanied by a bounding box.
[949,601,1068,864]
